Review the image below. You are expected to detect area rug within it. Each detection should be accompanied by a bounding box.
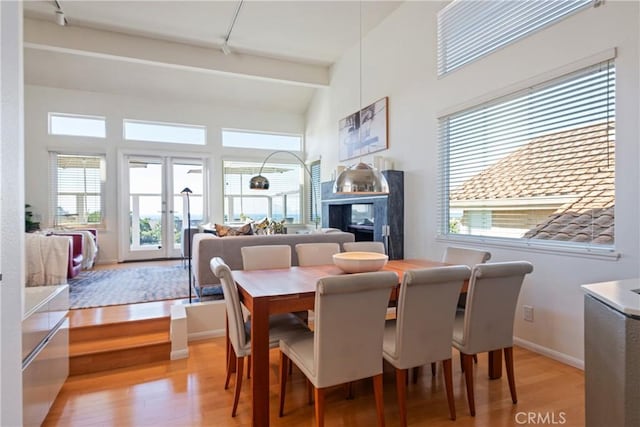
[68,265,191,309]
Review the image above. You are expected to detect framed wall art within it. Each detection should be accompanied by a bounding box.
[338,96,388,161]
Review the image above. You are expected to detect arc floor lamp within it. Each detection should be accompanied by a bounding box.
[249,150,320,228]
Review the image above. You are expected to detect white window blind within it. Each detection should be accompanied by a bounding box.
[437,0,592,75]
[309,160,321,224]
[438,60,615,249]
[223,160,303,224]
[50,153,106,227]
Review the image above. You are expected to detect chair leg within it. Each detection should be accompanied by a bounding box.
[504,347,518,403]
[473,354,478,364]
[396,369,408,427]
[231,356,244,417]
[459,351,464,372]
[412,366,420,384]
[314,387,325,427]
[431,362,436,376]
[462,353,476,416]
[224,344,235,390]
[344,382,355,400]
[307,378,313,405]
[373,374,386,427]
[247,354,252,379]
[279,352,288,417]
[443,358,456,420]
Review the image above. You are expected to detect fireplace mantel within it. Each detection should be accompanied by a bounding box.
[321,170,404,260]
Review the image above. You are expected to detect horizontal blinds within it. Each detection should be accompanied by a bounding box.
[438,0,592,75]
[309,161,321,223]
[438,60,615,247]
[51,153,105,227]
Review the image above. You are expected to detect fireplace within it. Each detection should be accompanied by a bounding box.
[321,170,403,259]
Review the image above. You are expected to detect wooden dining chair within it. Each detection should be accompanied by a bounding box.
[295,243,341,266]
[452,261,533,416]
[210,257,308,417]
[278,271,398,427]
[343,241,386,254]
[383,265,471,425]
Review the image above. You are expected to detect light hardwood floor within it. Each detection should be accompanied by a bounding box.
[44,340,585,426]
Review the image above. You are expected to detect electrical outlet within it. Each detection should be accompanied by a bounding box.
[523,305,534,322]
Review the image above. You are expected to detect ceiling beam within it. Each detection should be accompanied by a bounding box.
[24,18,330,88]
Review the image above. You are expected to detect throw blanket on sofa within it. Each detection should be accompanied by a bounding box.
[25,233,69,286]
[76,230,98,269]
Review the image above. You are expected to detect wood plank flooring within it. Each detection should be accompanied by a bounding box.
[50,261,585,426]
[44,340,585,426]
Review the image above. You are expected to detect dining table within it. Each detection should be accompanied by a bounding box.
[232,258,503,427]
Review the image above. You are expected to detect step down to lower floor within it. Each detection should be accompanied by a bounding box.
[69,317,171,376]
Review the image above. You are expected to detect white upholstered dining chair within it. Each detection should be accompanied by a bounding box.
[278,271,398,427]
[383,265,471,425]
[442,246,491,268]
[241,244,308,333]
[210,257,308,417]
[241,244,292,270]
[295,242,341,266]
[343,241,386,254]
[453,261,533,416]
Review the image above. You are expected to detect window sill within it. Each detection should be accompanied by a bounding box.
[436,234,620,261]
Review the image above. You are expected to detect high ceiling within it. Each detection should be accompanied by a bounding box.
[23,1,403,113]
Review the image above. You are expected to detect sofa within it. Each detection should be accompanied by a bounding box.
[191,231,355,290]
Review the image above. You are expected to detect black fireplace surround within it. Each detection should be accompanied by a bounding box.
[321,170,404,260]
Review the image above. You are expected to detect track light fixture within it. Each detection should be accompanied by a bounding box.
[221,0,244,55]
[54,0,67,26]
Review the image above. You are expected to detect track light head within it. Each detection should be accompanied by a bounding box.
[55,9,66,26]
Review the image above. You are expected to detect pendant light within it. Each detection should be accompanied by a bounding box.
[333,1,389,195]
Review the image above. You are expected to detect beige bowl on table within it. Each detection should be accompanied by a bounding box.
[333,251,389,273]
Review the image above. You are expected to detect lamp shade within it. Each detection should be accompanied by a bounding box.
[333,162,389,194]
[249,175,270,190]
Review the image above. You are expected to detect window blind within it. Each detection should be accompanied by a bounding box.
[309,160,321,224]
[51,153,105,227]
[223,160,303,223]
[437,0,592,75]
[438,60,615,248]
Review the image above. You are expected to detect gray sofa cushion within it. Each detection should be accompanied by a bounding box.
[192,231,355,288]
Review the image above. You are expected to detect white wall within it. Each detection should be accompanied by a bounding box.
[1,1,25,424]
[306,0,640,364]
[25,85,305,263]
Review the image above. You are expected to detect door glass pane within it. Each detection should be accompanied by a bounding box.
[172,162,204,249]
[129,161,163,250]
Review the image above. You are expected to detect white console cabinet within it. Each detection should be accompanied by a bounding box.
[22,285,69,427]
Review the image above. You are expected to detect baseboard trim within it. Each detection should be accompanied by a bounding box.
[514,337,584,370]
[171,349,189,360]
[188,329,225,341]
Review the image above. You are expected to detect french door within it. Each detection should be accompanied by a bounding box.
[120,154,205,261]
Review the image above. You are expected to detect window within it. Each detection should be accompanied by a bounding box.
[439,60,615,249]
[124,119,206,145]
[50,153,106,227]
[309,160,321,224]
[437,0,592,75]
[49,113,106,138]
[222,129,302,151]
[223,160,303,224]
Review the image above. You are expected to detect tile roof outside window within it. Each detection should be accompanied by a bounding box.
[451,122,614,245]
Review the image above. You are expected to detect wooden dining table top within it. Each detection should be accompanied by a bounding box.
[232,258,456,299]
